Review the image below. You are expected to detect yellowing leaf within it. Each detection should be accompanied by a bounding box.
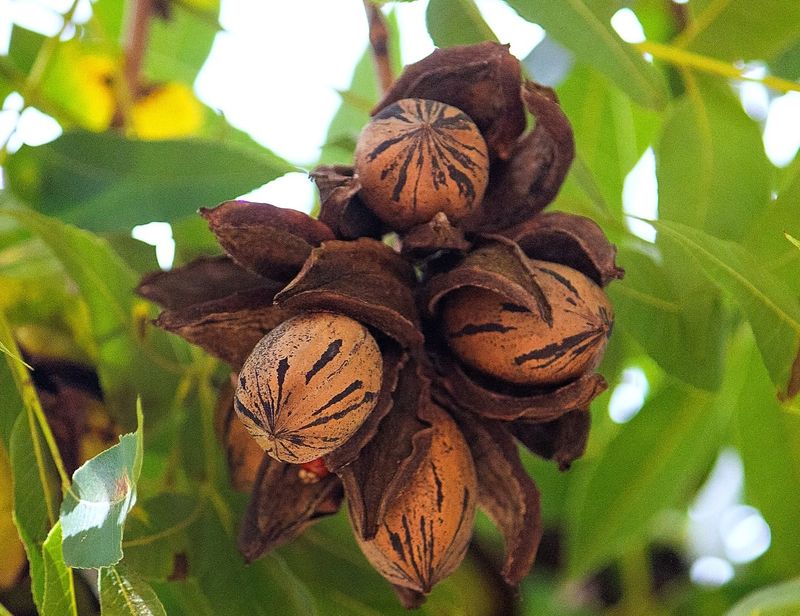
[0,445,25,590]
[132,83,204,140]
[44,47,117,132]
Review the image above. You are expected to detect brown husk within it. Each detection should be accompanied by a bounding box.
[452,410,542,585]
[137,256,266,310]
[464,82,575,234]
[510,408,592,471]
[338,359,435,540]
[275,238,423,351]
[374,42,526,161]
[238,455,343,562]
[503,212,625,287]
[154,285,293,369]
[200,200,335,280]
[311,165,385,240]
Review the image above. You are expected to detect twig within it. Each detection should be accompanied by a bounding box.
[123,0,154,97]
[635,40,800,93]
[363,1,393,95]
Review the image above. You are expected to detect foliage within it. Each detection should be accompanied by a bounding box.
[1,0,800,614]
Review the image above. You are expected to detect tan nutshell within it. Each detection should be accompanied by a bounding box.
[354,98,489,230]
[355,405,477,594]
[234,312,383,463]
[442,260,614,386]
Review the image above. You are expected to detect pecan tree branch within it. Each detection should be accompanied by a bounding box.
[363,1,393,95]
[124,0,154,96]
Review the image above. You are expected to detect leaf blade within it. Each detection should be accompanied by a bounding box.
[504,0,667,108]
[653,219,800,401]
[60,408,144,568]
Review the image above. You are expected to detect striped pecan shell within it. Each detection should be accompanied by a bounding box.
[441,260,613,387]
[353,404,477,594]
[234,312,383,463]
[355,98,489,231]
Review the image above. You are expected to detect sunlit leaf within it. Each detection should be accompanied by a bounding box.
[60,402,144,568]
[566,378,729,577]
[132,83,205,140]
[99,565,167,616]
[679,0,800,62]
[725,578,800,616]
[654,219,800,401]
[734,335,800,577]
[558,64,660,221]
[5,132,295,231]
[0,204,189,424]
[503,0,668,109]
[0,444,25,590]
[610,242,728,389]
[144,2,220,84]
[657,77,771,241]
[41,522,78,616]
[426,0,497,47]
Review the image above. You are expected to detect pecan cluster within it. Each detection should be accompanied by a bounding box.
[138,42,623,607]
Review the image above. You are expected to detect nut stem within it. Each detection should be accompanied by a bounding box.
[363,1,393,94]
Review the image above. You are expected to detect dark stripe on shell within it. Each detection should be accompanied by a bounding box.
[310,380,363,416]
[449,322,517,338]
[514,328,607,366]
[305,338,342,384]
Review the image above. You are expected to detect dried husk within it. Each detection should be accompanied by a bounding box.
[238,454,343,562]
[338,358,434,541]
[311,165,385,240]
[374,42,525,161]
[154,285,293,369]
[353,402,477,594]
[452,409,542,585]
[215,377,263,491]
[463,82,575,234]
[503,211,625,287]
[137,255,266,310]
[200,200,335,280]
[510,408,591,471]
[275,238,423,351]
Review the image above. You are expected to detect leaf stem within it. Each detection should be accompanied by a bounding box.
[363,1,394,95]
[635,40,800,93]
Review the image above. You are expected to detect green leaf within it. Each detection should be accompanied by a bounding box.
[734,336,800,577]
[5,131,295,231]
[557,64,660,220]
[121,494,201,580]
[426,0,497,47]
[503,0,668,109]
[743,159,800,296]
[41,522,78,616]
[1,205,189,424]
[149,579,215,616]
[772,39,800,80]
[656,78,771,241]
[567,380,725,577]
[60,402,144,568]
[99,565,167,616]
[186,507,316,616]
[10,412,61,611]
[653,219,800,401]
[144,4,220,84]
[610,243,728,389]
[725,578,800,616]
[679,1,800,62]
